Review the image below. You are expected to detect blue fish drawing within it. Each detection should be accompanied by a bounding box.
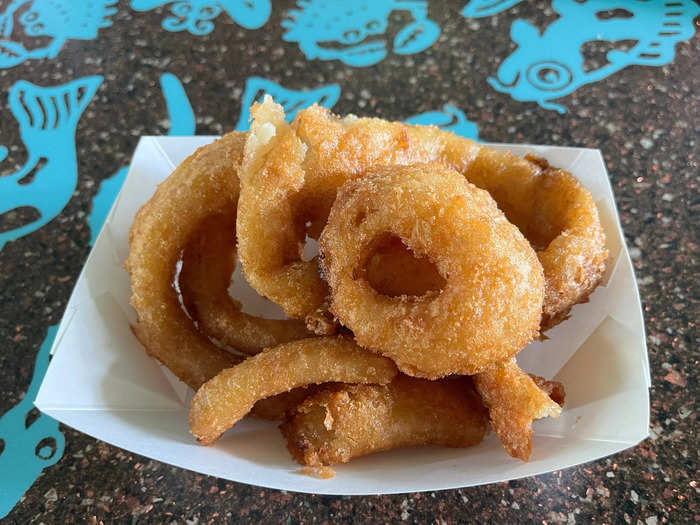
[488,0,700,113]
[0,76,102,250]
[461,0,523,18]
[130,0,270,35]
[87,72,196,244]
[235,77,340,131]
[281,0,441,67]
[404,104,479,139]
[0,0,117,68]
[0,325,65,519]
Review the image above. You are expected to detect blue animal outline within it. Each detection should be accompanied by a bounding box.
[235,77,341,131]
[461,0,523,18]
[404,104,479,139]
[487,0,700,113]
[0,0,117,68]
[0,325,64,519]
[281,0,441,67]
[0,76,103,250]
[87,72,196,243]
[130,0,271,36]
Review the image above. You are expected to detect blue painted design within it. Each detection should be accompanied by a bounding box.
[461,0,523,18]
[0,325,64,519]
[130,0,270,35]
[87,166,128,245]
[282,1,440,67]
[488,0,700,113]
[0,76,102,250]
[0,0,117,68]
[87,73,195,244]
[235,77,340,131]
[405,104,479,139]
[158,73,196,136]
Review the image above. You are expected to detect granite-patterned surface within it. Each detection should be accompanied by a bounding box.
[0,1,698,523]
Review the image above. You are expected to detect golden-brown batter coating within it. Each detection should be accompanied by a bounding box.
[236,98,481,331]
[281,375,488,466]
[467,151,607,329]
[238,98,606,333]
[189,336,398,445]
[474,358,564,461]
[179,213,311,355]
[319,163,545,378]
[127,133,246,390]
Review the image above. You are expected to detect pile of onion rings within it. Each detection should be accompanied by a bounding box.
[127,97,608,468]
[237,98,607,333]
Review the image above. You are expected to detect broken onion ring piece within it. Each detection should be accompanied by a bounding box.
[189,336,398,445]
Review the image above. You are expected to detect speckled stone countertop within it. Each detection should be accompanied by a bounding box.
[0,1,697,523]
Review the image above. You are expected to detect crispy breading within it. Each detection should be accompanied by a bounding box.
[281,375,488,466]
[189,337,398,445]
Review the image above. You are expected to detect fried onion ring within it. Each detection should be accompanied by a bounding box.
[238,98,605,333]
[179,213,311,355]
[467,151,607,329]
[280,375,488,466]
[127,133,247,389]
[189,336,398,445]
[128,132,317,392]
[319,163,545,378]
[474,358,563,461]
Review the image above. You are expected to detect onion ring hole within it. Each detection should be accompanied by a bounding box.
[362,235,446,298]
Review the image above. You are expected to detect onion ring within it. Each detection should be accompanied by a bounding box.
[280,375,488,466]
[189,336,398,445]
[238,98,605,333]
[179,213,311,355]
[474,358,563,461]
[467,151,607,329]
[127,133,247,390]
[128,132,316,392]
[318,163,545,378]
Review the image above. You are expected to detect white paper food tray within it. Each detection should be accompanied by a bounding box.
[35,136,650,495]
